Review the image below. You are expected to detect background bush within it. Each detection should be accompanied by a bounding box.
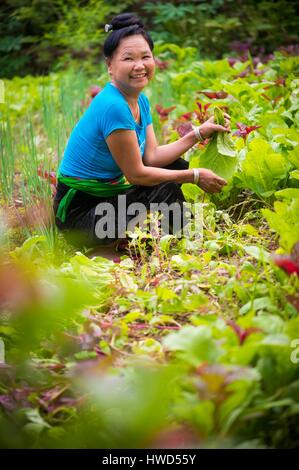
[1,0,298,78]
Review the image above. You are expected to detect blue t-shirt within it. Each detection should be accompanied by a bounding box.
[59,82,152,180]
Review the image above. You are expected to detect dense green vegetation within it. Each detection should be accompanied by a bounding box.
[0,41,299,448]
[1,0,298,77]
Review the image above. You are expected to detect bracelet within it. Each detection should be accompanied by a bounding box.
[193,168,200,185]
[193,125,205,143]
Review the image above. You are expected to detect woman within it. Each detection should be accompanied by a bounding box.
[53,13,230,249]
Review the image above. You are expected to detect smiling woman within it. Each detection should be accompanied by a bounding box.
[53,13,229,249]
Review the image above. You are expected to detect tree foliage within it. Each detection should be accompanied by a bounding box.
[0,0,298,78]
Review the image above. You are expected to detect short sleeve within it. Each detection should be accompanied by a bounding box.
[100,103,135,139]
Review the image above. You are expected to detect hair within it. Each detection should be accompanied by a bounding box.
[103,13,154,58]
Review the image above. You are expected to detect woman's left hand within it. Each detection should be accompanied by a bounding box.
[199,113,231,139]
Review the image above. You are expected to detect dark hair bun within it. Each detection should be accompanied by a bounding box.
[103,13,153,58]
[110,13,144,31]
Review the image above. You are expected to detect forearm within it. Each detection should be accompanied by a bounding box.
[147,130,198,167]
[128,166,194,186]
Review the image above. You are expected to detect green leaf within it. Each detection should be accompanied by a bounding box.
[181,183,201,202]
[214,107,236,157]
[243,245,271,263]
[163,325,222,366]
[22,408,50,432]
[239,297,277,315]
[192,401,215,436]
[253,314,284,334]
[198,107,237,180]
[239,138,288,197]
[118,272,138,292]
[219,378,259,433]
[290,169,299,180]
[271,127,299,147]
[262,191,299,251]
[217,132,236,157]
[199,141,238,180]
[287,145,299,169]
[275,187,299,200]
[132,338,163,355]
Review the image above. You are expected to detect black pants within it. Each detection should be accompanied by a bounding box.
[53,158,189,248]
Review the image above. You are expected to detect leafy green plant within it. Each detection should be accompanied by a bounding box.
[196,106,237,180]
[236,138,289,199]
[262,188,299,251]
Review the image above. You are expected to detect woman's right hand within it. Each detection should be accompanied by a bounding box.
[195,168,227,193]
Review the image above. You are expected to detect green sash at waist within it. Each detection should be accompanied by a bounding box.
[56,173,134,223]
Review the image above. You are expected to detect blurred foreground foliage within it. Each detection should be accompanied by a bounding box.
[0,222,299,448]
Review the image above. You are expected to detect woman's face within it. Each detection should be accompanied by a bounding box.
[106,35,155,94]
